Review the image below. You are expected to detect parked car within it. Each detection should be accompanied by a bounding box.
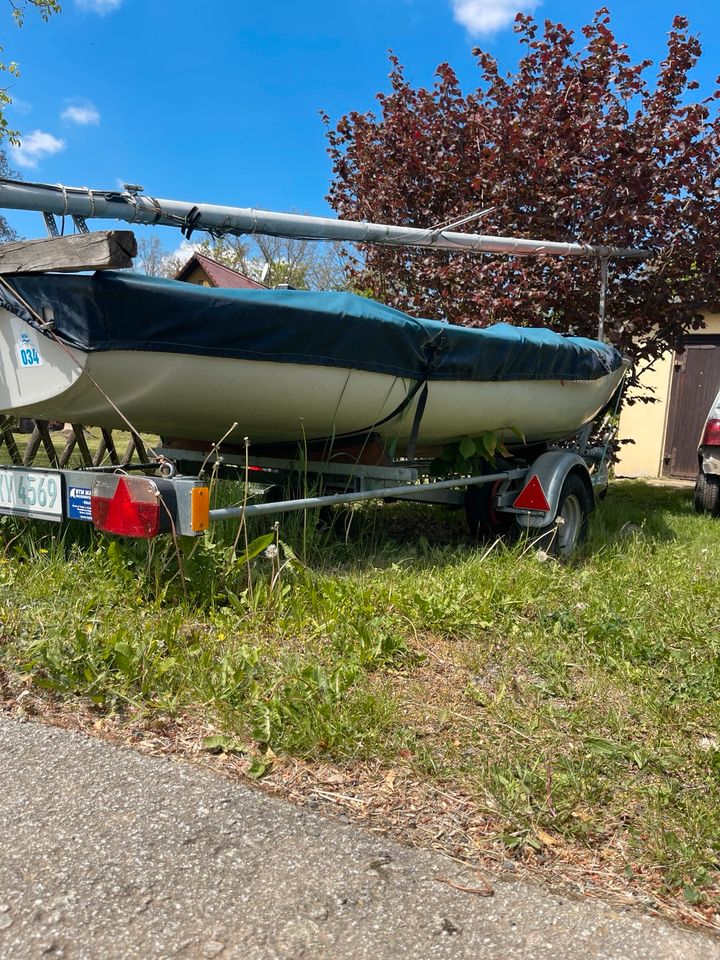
[694,387,720,515]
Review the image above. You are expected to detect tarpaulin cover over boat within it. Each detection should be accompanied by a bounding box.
[5,271,624,384]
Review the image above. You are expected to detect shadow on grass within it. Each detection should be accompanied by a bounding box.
[589,479,695,548]
[306,480,696,569]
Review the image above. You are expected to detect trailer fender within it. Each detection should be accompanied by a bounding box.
[512,451,594,529]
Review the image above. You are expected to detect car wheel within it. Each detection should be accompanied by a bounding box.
[694,470,720,516]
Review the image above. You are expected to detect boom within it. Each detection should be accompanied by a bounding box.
[0,177,648,261]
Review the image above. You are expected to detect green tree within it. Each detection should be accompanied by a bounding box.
[1,0,61,143]
[132,228,348,290]
[0,2,61,243]
[133,235,185,278]
[196,233,347,290]
[196,235,252,275]
[0,148,19,241]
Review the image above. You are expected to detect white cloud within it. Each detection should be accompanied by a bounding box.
[75,0,123,13]
[61,102,100,126]
[9,98,32,115]
[10,130,66,169]
[169,239,202,263]
[449,0,540,36]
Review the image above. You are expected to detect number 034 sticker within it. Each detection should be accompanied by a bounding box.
[16,332,43,368]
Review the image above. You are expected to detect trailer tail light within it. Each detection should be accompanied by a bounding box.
[91,475,163,538]
[513,474,551,512]
[702,419,720,446]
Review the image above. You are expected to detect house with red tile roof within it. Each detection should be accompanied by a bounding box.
[174,251,266,290]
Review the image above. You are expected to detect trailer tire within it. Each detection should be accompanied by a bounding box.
[465,480,514,540]
[523,472,592,558]
[694,470,720,516]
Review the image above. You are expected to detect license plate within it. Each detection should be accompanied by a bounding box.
[0,468,63,521]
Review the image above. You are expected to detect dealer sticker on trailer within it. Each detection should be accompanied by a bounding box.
[0,468,62,521]
[67,485,92,522]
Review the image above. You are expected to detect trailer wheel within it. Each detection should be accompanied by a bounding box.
[524,472,592,557]
[694,470,720,516]
[465,481,514,540]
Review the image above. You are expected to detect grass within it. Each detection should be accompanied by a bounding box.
[1,478,720,923]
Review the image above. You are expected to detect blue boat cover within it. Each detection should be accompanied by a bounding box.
[6,270,623,383]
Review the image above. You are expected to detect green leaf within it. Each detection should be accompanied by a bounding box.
[506,425,526,444]
[479,432,498,460]
[584,737,623,757]
[683,884,702,905]
[279,539,300,565]
[202,735,245,755]
[251,702,272,743]
[248,755,273,779]
[458,436,476,460]
[237,532,275,564]
[225,589,247,613]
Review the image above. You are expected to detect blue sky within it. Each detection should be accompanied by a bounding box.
[2,0,719,249]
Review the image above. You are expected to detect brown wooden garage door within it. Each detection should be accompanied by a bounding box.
[662,337,720,478]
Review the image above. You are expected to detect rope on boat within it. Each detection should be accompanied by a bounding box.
[306,328,449,450]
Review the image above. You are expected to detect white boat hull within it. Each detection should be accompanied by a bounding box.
[0,307,626,451]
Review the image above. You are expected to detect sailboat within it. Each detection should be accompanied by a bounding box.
[0,178,639,454]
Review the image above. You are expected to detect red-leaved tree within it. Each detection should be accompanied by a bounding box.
[323,9,720,375]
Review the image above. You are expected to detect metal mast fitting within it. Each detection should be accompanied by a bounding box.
[0,178,649,261]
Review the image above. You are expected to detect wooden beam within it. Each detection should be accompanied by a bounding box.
[58,431,77,469]
[70,424,94,467]
[22,423,42,466]
[95,428,120,467]
[0,230,137,274]
[36,420,60,468]
[0,415,22,465]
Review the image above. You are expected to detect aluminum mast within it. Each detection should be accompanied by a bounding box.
[0,178,648,261]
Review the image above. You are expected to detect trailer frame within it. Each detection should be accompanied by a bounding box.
[0,412,616,556]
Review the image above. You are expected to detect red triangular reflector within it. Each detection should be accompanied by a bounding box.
[96,477,160,538]
[513,474,551,512]
[104,477,134,529]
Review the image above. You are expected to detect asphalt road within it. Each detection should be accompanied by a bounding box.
[1,715,718,960]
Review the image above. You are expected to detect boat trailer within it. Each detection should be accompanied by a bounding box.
[0,413,617,556]
[0,177,637,555]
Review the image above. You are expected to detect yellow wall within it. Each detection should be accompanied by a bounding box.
[181,264,211,286]
[616,355,673,477]
[616,313,720,477]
